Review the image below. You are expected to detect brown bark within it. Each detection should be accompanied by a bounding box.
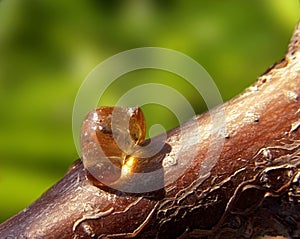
[0,23,299,239]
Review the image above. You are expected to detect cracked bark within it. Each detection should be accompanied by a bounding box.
[0,22,299,239]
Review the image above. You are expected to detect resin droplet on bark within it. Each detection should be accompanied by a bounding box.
[80,107,146,186]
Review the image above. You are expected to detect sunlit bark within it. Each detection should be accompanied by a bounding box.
[0,22,299,239]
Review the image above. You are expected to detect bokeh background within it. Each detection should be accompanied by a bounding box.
[0,0,299,223]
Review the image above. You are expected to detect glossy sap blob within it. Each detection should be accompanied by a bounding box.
[80,107,146,186]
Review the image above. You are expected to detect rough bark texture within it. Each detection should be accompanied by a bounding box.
[0,23,299,239]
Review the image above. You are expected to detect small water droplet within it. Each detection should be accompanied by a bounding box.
[249,85,258,92]
[163,155,177,167]
[217,127,230,139]
[286,90,298,102]
[245,112,260,123]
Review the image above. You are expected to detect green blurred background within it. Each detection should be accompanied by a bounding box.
[0,0,299,223]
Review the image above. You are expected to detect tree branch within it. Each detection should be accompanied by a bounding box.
[0,22,299,239]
